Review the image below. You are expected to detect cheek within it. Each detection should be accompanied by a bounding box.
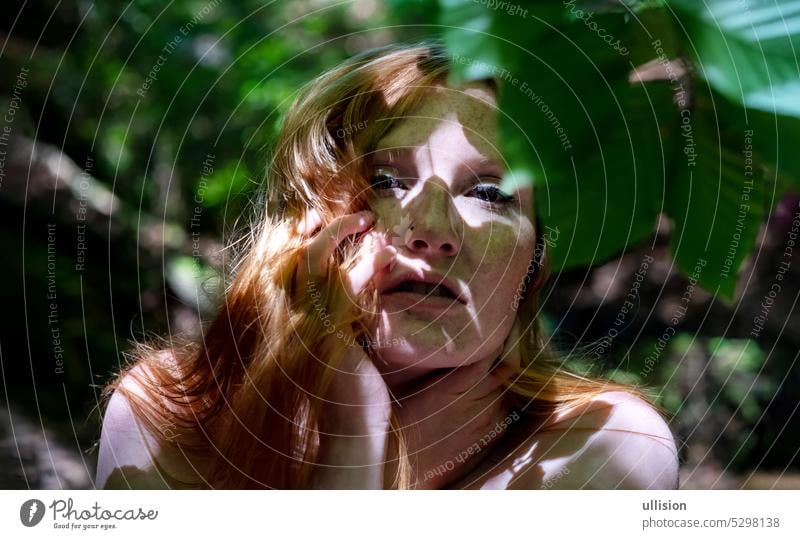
[369,198,405,242]
[358,198,399,251]
[466,218,536,305]
[462,221,534,352]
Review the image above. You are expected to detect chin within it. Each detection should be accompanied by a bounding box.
[372,309,494,371]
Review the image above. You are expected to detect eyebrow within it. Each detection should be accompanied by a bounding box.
[368,147,412,162]
[368,147,502,170]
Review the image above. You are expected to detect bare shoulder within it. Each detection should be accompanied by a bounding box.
[474,390,679,490]
[551,390,679,489]
[96,355,202,489]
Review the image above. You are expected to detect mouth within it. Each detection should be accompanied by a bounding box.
[385,280,460,300]
[380,272,466,311]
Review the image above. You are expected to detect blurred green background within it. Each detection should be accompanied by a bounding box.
[1,0,798,489]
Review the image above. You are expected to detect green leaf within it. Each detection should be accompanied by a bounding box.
[707,89,800,187]
[443,2,675,269]
[440,0,796,297]
[441,0,522,83]
[664,87,771,301]
[668,0,800,117]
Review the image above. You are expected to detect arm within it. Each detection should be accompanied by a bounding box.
[311,428,389,489]
[295,209,397,489]
[100,210,396,490]
[98,362,392,490]
[309,348,392,490]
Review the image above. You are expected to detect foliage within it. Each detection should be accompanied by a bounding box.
[619,333,778,471]
[441,0,800,302]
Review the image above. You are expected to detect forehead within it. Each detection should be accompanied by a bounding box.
[375,83,501,164]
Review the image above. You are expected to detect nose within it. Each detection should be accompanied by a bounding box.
[404,179,461,257]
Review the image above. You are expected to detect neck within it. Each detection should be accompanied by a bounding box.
[375,361,438,401]
[374,342,507,400]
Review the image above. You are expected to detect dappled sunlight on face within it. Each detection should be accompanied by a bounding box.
[360,82,536,388]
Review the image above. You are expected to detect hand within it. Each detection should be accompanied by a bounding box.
[294,208,398,433]
[392,318,524,489]
[294,208,396,304]
[294,208,397,488]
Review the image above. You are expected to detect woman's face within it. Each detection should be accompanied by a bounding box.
[362,82,536,384]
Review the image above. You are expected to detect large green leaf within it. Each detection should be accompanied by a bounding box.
[442,2,676,269]
[664,86,772,300]
[707,88,800,187]
[667,0,800,117]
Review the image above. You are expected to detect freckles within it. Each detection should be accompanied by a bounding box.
[473,222,531,258]
[370,198,396,223]
[465,220,535,281]
[463,103,493,129]
[380,118,440,149]
[466,233,516,283]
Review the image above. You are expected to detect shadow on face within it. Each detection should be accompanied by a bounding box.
[357,82,537,388]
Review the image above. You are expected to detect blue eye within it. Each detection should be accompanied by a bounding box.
[469,183,515,204]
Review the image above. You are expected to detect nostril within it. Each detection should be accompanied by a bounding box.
[441,243,454,255]
[411,239,427,250]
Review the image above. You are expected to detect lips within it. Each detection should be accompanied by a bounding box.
[380,271,465,304]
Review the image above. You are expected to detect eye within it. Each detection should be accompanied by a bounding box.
[467,181,516,205]
[370,166,405,190]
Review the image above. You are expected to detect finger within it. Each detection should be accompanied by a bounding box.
[296,207,323,236]
[302,211,374,280]
[346,245,397,295]
[306,211,374,268]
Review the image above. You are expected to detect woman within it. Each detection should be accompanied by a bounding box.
[95,42,679,489]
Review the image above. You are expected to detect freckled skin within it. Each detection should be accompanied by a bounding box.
[364,82,536,389]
